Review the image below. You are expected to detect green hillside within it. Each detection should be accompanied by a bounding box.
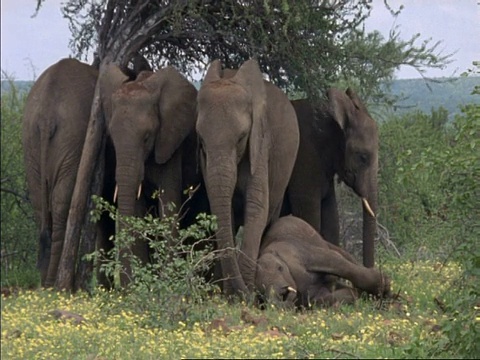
[1,80,33,94]
[389,76,480,118]
[2,76,479,118]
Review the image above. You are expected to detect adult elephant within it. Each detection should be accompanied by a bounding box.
[256,216,391,308]
[98,64,198,286]
[196,59,299,295]
[285,88,379,267]
[22,58,101,287]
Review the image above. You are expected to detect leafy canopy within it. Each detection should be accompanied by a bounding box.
[35,0,450,102]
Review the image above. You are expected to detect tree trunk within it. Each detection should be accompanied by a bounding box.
[74,137,107,292]
[56,60,110,291]
[54,3,184,290]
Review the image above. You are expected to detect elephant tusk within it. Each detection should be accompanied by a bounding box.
[287,286,297,293]
[362,198,376,218]
[137,183,142,200]
[113,185,118,204]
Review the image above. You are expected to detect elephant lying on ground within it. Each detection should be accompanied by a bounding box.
[284,89,379,268]
[256,216,391,308]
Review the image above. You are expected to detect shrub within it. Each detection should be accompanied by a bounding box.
[88,195,220,326]
[379,91,479,357]
[0,77,38,288]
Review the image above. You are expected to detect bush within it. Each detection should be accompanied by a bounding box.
[379,91,479,357]
[432,102,480,358]
[88,195,220,327]
[1,78,38,288]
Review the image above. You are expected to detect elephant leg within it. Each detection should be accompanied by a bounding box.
[326,242,359,265]
[45,193,70,287]
[38,228,52,286]
[305,248,389,297]
[240,166,269,290]
[26,159,50,285]
[320,185,340,245]
[288,176,322,233]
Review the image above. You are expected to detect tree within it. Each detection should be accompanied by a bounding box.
[32,0,450,291]
[36,0,450,100]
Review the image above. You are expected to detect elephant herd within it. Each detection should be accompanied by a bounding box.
[22,57,390,308]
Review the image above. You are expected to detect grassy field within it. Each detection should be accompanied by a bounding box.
[1,259,465,359]
[2,69,478,360]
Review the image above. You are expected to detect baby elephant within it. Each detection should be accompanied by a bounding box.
[256,216,391,308]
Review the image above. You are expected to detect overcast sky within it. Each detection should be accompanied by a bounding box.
[1,0,479,80]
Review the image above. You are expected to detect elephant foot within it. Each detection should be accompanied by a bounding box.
[222,279,250,298]
[360,271,392,299]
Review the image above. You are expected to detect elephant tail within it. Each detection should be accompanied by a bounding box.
[38,122,53,269]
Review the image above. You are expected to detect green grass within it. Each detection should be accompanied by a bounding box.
[1,259,464,359]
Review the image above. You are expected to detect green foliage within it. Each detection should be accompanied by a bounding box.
[433,103,480,358]
[388,76,480,120]
[379,107,450,255]
[50,0,451,104]
[1,260,465,358]
[0,77,38,288]
[379,89,479,357]
[88,195,220,326]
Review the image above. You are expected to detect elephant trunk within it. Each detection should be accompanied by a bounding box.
[204,158,247,296]
[362,173,378,268]
[113,158,144,287]
[115,162,143,217]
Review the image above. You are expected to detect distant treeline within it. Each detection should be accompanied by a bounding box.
[390,76,480,119]
[2,76,479,119]
[1,80,33,94]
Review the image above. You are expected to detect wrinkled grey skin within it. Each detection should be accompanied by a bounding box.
[98,64,198,286]
[22,58,101,287]
[285,89,379,267]
[196,59,299,295]
[256,216,391,308]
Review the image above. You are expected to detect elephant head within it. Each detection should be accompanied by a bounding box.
[98,64,197,284]
[256,253,298,306]
[99,64,197,218]
[196,59,299,295]
[328,88,378,267]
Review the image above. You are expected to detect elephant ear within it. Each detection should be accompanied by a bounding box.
[143,66,197,164]
[327,88,355,130]
[99,63,130,121]
[346,87,368,112]
[222,68,238,79]
[135,70,154,83]
[203,60,223,85]
[232,59,267,176]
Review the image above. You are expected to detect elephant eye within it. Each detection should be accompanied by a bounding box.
[277,265,283,272]
[357,152,369,166]
[199,140,206,154]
